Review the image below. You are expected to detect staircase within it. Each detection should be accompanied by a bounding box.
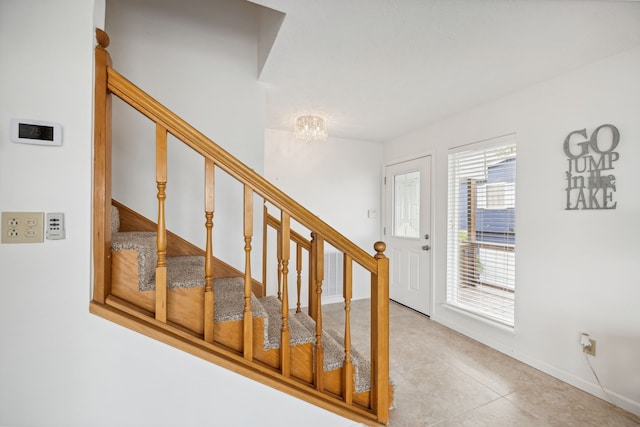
[110,202,375,399]
[90,29,390,426]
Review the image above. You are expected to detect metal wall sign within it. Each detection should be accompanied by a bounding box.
[564,124,619,210]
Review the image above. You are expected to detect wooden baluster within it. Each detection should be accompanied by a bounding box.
[203,158,215,343]
[295,243,302,313]
[371,242,390,424]
[313,234,325,391]
[342,254,354,404]
[280,212,291,376]
[277,227,282,301]
[262,204,268,297]
[243,185,254,360]
[93,28,113,304]
[155,124,168,323]
[308,233,317,320]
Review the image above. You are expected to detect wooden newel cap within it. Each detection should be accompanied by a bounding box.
[374,241,386,257]
[96,28,110,48]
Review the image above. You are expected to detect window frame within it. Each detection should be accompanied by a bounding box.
[446,134,517,327]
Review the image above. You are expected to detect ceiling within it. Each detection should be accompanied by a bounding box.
[252,0,640,142]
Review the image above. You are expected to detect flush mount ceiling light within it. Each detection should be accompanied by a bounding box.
[295,115,328,142]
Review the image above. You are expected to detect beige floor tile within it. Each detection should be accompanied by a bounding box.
[320,299,640,427]
[433,397,543,427]
[448,346,551,396]
[388,365,501,426]
[506,380,640,427]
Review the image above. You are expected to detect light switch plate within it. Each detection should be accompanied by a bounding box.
[46,213,65,240]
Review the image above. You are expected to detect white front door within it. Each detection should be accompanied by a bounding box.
[384,156,432,315]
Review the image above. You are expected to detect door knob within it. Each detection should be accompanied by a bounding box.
[422,245,431,251]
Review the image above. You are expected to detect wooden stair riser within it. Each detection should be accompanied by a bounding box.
[112,249,205,334]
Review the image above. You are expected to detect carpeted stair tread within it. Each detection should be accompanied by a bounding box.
[212,276,267,323]
[325,328,372,394]
[148,255,205,290]
[294,312,373,393]
[259,296,314,350]
[112,231,158,288]
[294,312,345,372]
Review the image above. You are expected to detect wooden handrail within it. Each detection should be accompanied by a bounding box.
[105,67,377,274]
[265,213,311,251]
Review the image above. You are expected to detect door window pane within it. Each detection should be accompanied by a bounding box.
[393,171,420,238]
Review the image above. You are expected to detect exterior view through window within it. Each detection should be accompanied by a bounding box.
[446,135,516,326]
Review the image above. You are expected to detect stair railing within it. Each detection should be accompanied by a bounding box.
[93,29,389,424]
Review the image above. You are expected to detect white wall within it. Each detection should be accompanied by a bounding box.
[264,129,383,303]
[0,1,355,426]
[106,0,266,270]
[383,46,640,415]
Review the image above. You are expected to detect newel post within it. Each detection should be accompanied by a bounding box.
[371,241,390,424]
[93,28,113,304]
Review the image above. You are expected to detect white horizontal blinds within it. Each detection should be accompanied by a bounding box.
[447,135,516,326]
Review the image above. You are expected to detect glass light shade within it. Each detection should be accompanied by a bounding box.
[295,115,328,141]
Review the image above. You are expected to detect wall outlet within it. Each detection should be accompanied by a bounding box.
[581,333,596,356]
[1,212,44,243]
[583,338,596,356]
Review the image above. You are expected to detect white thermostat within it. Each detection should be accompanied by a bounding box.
[10,118,62,146]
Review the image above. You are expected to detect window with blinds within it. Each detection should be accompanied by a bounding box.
[446,135,516,326]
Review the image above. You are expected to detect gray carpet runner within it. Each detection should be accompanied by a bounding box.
[294,312,372,393]
[110,205,373,394]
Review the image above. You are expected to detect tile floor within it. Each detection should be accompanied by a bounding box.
[322,300,640,427]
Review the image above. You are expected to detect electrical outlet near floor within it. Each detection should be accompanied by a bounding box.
[1,212,44,243]
[583,338,596,356]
